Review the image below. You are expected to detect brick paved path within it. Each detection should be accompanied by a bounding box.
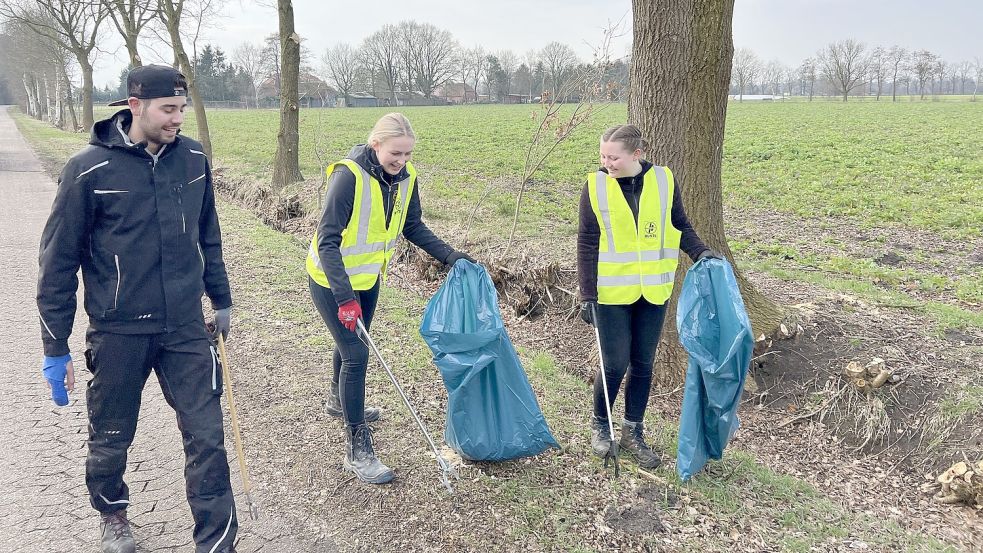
[0,107,326,552]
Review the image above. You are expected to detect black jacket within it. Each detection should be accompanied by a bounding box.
[577,161,708,302]
[315,144,456,304]
[37,109,232,356]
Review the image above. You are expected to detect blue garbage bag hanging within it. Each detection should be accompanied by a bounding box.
[420,260,560,461]
[675,258,753,481]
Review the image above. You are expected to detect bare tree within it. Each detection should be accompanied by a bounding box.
[261,33,280,96]
[101,0,157,67]
[868,46,888,100]
[762,59,786,96]
[232,41,264,107]
[539,41,578,101]
[361,25,400,105]
[406,21,456,98]
[798,57,817,100]
[496,49,519,97]
[887,45,907,102]
[157,0,218,158]
[271,0,302,188]
[910,49,936,99]
[631,0,781,382]
[0,0,109,130]
[456,45,485,104]
[973,57,982,101]
[322,42,359,106]
[731,47,758,100]
[816,39,869,101]
[952,61,972,95]
[934,58,947,95]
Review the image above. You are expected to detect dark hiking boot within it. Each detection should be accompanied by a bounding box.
[591,417,614,458]
[343,424,395,484]
[99,510,136,553]
[325,382,381,423]
[620,420,662,469]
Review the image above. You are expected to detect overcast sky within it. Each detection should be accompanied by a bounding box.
[92,0,982,88]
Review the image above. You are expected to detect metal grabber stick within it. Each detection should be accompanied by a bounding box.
[591,303,620,477]
[356,318,458,494]
[217,334,260,520]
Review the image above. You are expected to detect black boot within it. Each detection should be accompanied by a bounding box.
[620,420,662,469]
[590,417,614,458]
[344,424,395,484]
[99,510,136,553]
[325,381,381,423]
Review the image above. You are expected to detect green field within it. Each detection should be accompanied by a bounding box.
[158,101,983,241]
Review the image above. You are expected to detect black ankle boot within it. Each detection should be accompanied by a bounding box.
[325,381,381,423]
[99,510,136,553]
[344,424,395,484]
[620,420,662,468]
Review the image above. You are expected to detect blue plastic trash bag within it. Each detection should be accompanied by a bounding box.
[420,260,560,461]
[676,258,753,481]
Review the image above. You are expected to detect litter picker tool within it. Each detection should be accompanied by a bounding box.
[591,303,620,477]
[356,318,458,494]
[217,334,260,520]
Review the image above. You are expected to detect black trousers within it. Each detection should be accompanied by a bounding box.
[308,277,380,427]
[593,299,668,424]
[83,320,236,553]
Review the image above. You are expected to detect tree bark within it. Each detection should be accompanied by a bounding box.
[160,0,213,159]
[271,0,304,189]
[630,0,783,384]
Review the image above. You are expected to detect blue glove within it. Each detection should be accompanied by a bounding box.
[42,354,72,406]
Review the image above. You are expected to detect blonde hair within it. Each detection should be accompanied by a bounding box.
[367,112,416,146]
[601,124,649,154]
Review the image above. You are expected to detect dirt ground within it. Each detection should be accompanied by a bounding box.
[209,167,983,552]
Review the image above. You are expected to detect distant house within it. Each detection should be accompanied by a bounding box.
[503,93,526,105]
[435,81,477,104]
[257,72,337,108]
[395,91,435,106]
[343,92,382,108]
[728,94,785,101]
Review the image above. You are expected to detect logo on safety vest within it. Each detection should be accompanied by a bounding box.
[644,222,659,239]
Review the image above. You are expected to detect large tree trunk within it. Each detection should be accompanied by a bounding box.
[78,58,95,130]
[271,0,304,189]
[123,34,142,67]
[630,0,782,384]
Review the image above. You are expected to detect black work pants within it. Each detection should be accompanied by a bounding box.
[308,277,380,427]
[592,299,668,424]
[83,320,236,553]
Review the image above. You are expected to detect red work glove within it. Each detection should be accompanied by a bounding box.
[337,299,362,333]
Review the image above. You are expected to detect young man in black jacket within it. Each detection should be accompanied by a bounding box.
[36,65,237,553]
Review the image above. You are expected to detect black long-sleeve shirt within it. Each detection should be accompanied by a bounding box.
[577,161,708,302]
[315,144,455,304]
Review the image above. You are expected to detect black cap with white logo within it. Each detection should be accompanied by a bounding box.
[108,64,188,107]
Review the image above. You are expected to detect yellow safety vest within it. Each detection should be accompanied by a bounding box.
[587,166,682,305]
[307,159,415,290]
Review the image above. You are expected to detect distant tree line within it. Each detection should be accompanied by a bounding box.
[731,40,982,101]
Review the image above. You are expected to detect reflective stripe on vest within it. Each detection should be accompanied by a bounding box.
[588,166,682,305]
[307,159,415,289]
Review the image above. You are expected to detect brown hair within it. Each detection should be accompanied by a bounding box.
[367,112,416,146]
[601,124,649,154]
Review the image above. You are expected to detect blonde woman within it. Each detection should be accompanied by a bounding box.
[306,113,474,484]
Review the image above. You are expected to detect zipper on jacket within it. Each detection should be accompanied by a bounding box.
[113,254,121,309]
[197,242,206,273]
[209,345,218,391]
